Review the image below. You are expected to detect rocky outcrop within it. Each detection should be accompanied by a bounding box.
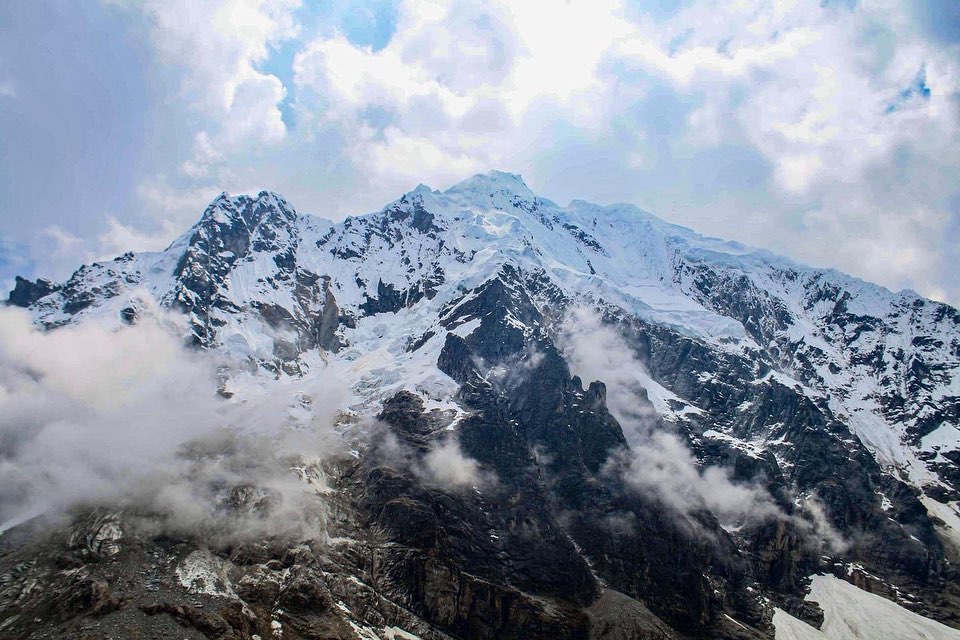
[6,276,59,308]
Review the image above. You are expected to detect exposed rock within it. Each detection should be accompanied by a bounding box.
[4,174,960,638]
[6,276,58,308]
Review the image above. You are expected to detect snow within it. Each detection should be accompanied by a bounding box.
[833,392,945,490]
[774,574,960,640]
[18,170,960,502]
[382,627,422,640]
[773,608,828,640]
[702,429,767,459]
[877,492,893,512]
[449,317,481,338]
[176,550,238,599]
[921,423,960,454]
[807,576,960,640]
[920,495,960,550]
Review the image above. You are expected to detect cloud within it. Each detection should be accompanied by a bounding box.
[372,426,493,491]
[800,491,850,554]
[0,305,348,541]
[4,0,959,305]
[132,175,226,240]
[606,434,782,526]
[559,307,781,527]
[558,306,855,551]
[422,438,485,488]
[17,183,209,283]
[97,216,180,258]
[113,0,302,175]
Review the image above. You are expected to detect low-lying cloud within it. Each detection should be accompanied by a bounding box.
[0,305,347,541]
[373,426,494,491]
[423,438,488,489]
[558,307,782,528]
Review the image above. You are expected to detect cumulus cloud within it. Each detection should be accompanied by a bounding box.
[0,305,348,541]
[4,0,959,304]
[97,217,180,257]
[114,0,301,175]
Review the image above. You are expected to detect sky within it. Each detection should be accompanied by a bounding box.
[1,0,958,304]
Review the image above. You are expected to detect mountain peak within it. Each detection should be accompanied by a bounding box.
[444,170,536,201]
[8,171,960,639]
[197,189,295,229]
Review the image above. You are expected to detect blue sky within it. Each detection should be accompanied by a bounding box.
[1,0,959,304]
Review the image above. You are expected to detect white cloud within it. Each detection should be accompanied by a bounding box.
[24,177,220,282]
[797,186,952,300]
[609,1,959,197]
[422,438,485,488]
[373,426,493,491]
[27,226,97,282]
[559,307,782,527]
[283,0,628,208]
[135,175,224,233]
[0,304,347,539]
[97,216,180,257]
[60,0,960,306]
[115,0,301,174]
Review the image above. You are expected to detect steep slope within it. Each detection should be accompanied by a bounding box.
[3,171,959,639]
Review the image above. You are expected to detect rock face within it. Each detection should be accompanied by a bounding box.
[2,171,960,638]
[6,275,59,308]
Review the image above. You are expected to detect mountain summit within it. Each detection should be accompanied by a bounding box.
[3,173,960,639]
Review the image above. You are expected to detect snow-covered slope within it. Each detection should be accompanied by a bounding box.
[13,172,959,494]
[6,170,960,639]
[774,574,960,639]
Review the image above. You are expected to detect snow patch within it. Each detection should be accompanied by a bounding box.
[920,495,960,550]
[176,549,237,599]
[921,423,960,454]
[774,574,960,640]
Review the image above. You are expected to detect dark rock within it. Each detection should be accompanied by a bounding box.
[7,275,58,307]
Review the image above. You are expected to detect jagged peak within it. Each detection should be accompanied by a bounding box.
[360,172,539,229]
[207,189,291,208]
[411,183,435,195]
[197,189,296,228]
[444,170,537,202]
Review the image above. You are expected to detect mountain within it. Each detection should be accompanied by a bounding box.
[2,170,959,639]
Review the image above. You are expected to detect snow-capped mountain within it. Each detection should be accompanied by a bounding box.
[4,171,960,639]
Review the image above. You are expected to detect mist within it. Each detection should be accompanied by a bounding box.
[558,307,782,527]
[0,305,348,541]
[373,427,494,491]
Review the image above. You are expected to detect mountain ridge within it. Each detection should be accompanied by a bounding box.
[3,170,960,639]
[10,171,958,491]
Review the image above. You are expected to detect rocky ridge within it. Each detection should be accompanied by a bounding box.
[3,171,960,639]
